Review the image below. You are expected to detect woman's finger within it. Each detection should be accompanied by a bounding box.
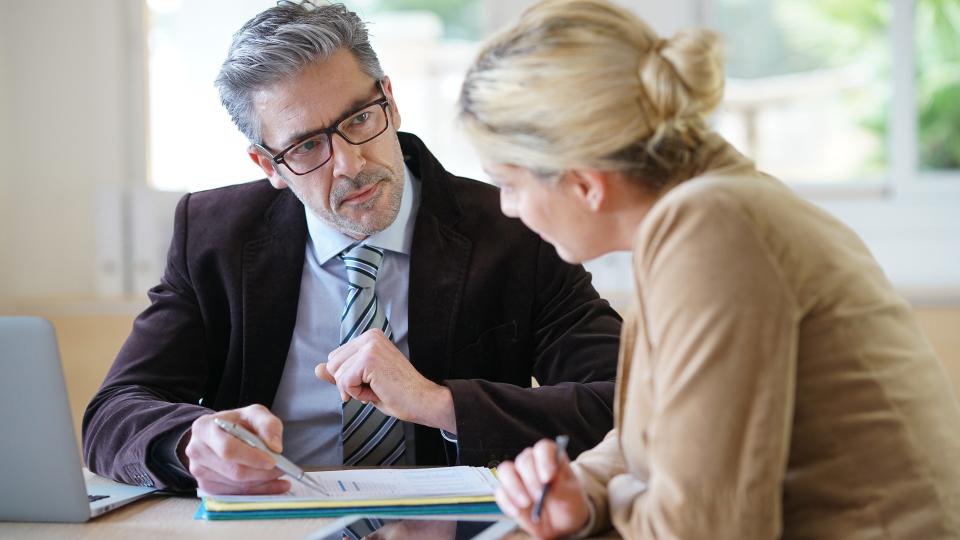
[494,460,533,509]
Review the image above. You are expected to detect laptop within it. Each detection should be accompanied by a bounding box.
[0,316,157,522]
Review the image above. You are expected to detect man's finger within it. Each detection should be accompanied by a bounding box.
[194,464,290,495]
[201,428,277,471]
[315,362,336,384]
[239,404,283,452]
[193,418,276,470]
[327,333,368,369]
[339,363,376,403]
[354,387,379,404]
[192,461,281,487]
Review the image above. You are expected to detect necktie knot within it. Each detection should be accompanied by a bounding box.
[339,243,384,289]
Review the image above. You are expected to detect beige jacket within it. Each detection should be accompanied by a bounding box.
[572,144,960,539]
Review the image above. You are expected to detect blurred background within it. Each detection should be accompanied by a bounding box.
[1,0,958,446]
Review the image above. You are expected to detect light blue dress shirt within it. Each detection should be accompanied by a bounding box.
[271,167,420,466]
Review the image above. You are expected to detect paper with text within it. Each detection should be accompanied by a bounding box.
[200,466,499,503]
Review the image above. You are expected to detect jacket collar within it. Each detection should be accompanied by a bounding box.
[238,132,472,408]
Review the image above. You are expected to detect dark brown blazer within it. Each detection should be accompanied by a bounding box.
[83,132,621,490]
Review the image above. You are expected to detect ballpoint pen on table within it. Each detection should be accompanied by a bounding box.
[213,417,330,496]
[532,434,569,523]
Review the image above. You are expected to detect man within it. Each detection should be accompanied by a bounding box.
[83,2,620,495]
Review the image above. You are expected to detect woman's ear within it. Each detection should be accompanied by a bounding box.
[564,169,608,212]
[248,145,288,189]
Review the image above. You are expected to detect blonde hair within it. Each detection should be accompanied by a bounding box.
[458,0,725,190]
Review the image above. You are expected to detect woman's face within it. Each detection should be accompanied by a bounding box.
[482,161,609,264]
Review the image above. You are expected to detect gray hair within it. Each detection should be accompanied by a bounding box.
[215,1,385,143]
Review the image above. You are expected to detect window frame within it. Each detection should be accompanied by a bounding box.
[698,0,960,197]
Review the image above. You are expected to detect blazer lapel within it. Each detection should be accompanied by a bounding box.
[402,132,472,383]
[238,190,307,407]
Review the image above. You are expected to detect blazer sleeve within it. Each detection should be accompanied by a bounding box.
[570,428,629,535]
[603,188,799,539]
[82,193,212,491]
[444,237,621,465]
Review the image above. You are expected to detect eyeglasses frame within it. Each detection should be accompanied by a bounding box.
[255,80,391,176]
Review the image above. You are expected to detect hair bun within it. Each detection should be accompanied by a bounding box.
[640,29,724,121]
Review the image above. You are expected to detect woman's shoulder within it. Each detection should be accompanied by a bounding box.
[637,172,784,241]
[661,170,788,214]
[629,170,816,285]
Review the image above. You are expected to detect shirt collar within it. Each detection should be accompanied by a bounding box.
[305,165,420,265]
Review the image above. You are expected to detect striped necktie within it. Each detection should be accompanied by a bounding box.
[337,242,406,466]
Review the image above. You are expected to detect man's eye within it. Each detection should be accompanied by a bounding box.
[351,111,370,125]
[291,139,320,155]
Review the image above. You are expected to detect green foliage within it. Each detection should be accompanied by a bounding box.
[916,0,960,169]
[802,0,960,170]
[778,0,958,171]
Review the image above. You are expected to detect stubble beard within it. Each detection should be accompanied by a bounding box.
[294,168,403,239]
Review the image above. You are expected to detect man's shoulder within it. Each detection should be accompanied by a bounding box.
[443,173,535,237]
[444,173,499,207]
[181,179,297,225]
[184,178,280,212]
[175,179,302,248]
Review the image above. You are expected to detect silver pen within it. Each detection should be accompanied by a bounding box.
[213,417,329,496]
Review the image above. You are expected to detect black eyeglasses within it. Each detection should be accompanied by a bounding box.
[256,81,391,176]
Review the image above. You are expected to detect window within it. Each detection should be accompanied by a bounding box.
[707,0,960,188]
[342,0,486,180]
[146,0,488,192]
[147,0,280,192]
[142,0,959,297]
[710,0,890,184]
[916,0,960,172]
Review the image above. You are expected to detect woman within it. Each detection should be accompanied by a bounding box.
[457,0,960,538]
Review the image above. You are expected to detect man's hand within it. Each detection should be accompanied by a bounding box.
[315,328,457,433]
[180,404,290,495]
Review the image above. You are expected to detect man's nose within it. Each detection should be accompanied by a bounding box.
[330,135,366,179]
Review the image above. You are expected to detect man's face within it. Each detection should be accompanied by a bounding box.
[249,49,405,239]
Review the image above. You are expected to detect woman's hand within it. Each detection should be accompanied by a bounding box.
[494,439,592,539]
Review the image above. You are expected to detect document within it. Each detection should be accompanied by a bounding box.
[196,466,502,520]
[202,466,499,502]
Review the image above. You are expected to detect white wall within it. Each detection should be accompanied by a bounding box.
[0,0,143,303]
[0,0,956,310]
[0,6,12,303]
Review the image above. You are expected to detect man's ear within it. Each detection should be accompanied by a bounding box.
[381,76,401,130]
[248,145,288,189]
[564,169,608,212]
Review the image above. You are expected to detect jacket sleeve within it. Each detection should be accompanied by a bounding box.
[569,428,629,535]
[598,188,798,539]
[82,193,212,491]
[444,237,621,465]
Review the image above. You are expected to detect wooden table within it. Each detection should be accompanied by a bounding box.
[0,472,619,539]
[0,492,339,540]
